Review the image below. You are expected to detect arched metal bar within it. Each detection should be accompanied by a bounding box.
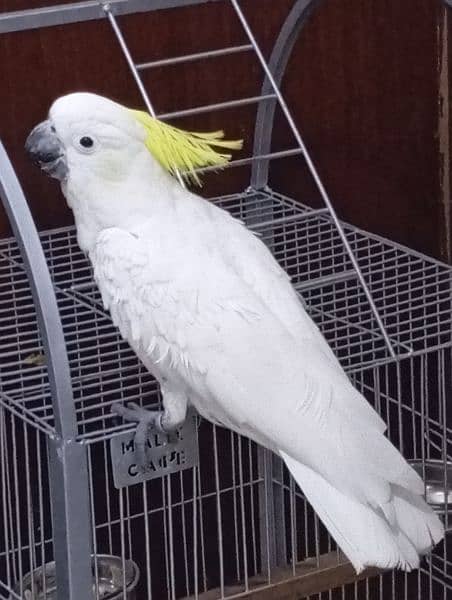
[251,0,325,189]
[0,141,93,600]
[0,142,76,440]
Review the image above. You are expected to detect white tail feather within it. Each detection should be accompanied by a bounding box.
[392,484,444,552]
[280,450,444,574]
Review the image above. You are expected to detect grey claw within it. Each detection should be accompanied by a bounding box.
[111,403,167,468]
[126,401,141,411]
[134,420,150,468]
[111,402,123,416]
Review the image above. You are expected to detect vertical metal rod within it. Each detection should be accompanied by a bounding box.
[396,361,404,454]
[4,255,20,587]
[417,561,421,600]
[410,358,417,458]
[230,0,395,358]
[48,438,93,600]
[420,355,427,477]
[440,349,448,536]
[192,466,199,600]
[119,490,127,600]
[24,422,37,599]
[314,513,320,568]
[192,466,199,599]
[125,486,133,565]
[196,458,207,592]
[0,410,12,590]
[11,417,24,592]
[88,446,99,598]
[142,482,153,600]
[248,440,257,575]
[87,447,100,599]
[259,458,273,583]
[103,438,113,553]
[289,475,296,576]
[162,477,171,600]
[36,430,47,600]
[257,448,277,573]
[303,494,309,560]
[424,355,431,462]
[167,476,176,600]
[237,436,249,591]
[4,414,17,584]
[231,433,241,580]
[213,425,225,597]
[179,471,190,597]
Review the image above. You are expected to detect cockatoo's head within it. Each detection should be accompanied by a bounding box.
[25,92,242,187]
[25,92,241,252]
[25,93,141,185]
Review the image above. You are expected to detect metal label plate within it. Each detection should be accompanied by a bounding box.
[110,409,199,488]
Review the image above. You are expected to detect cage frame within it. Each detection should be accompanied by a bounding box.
[0,1,451,599]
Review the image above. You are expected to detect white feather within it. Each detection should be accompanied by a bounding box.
[280,450,441,573]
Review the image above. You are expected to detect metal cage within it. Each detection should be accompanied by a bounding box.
[0,1,451,599]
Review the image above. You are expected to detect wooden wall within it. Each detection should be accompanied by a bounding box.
[0,0,450,261]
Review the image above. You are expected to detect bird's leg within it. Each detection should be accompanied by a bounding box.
[111,402,160,467]
[112,386,188,467]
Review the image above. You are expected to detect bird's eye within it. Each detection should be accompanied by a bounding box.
[80,136,94,148]
[74,134,97,154]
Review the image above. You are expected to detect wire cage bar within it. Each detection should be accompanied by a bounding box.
[0,1,451,599]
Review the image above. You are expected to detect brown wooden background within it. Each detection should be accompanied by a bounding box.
[0,0,450,262]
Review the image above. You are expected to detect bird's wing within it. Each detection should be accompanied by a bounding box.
[212,207,325,343]
[91,225,417,499]
[206,204,386,432]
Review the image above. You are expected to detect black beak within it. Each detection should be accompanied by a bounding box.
[25,120,68,181]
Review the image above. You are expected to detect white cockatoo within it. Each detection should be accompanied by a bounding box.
[26,92,443,574]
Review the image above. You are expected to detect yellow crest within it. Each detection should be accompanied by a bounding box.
[130,110,243,186]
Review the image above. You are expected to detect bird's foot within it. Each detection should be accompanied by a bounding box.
[111,402,168,468]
